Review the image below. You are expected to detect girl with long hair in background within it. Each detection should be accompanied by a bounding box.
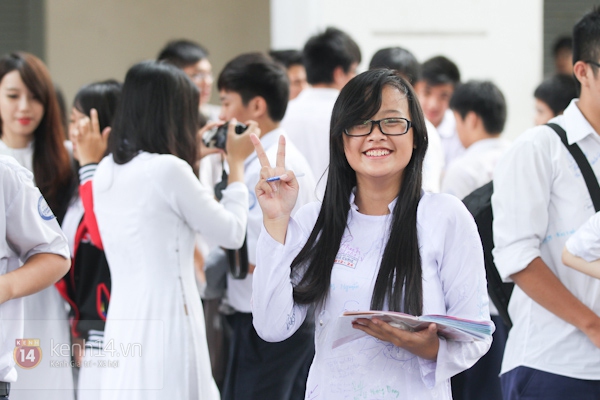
[0,52,75,399]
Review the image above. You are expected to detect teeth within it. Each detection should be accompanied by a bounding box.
[366,149,390,157]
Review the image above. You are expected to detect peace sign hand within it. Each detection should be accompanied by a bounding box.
[250,134,299,244]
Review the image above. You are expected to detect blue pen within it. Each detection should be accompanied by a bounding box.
[266,172,305,182]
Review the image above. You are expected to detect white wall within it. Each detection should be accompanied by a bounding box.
[271,0,544,140]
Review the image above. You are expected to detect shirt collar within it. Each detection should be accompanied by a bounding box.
[560,99,598,145]
[348,187,398,213]
[294,87,340,102]
[0,138,34,152]
[436,109,456,138]
[244,127,285,167]
[465,137,508,154]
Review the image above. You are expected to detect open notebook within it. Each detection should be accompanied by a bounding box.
[332,310,495,349]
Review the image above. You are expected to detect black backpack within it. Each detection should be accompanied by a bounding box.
[462,123,600,329]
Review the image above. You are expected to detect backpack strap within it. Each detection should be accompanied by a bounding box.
[547,123,600,212]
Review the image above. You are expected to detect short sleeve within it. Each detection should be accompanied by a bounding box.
[3,162,69,262]
[565,212,600,262]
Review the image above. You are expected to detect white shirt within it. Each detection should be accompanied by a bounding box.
[423,120,445,192]
[281,87,339,197]
[0,156,69,383]
[566,212,600,262]
[252,192,492,400]
[492,99,600,379]
[226,128,317,313]
[0,141,74,399]
[442,137,511,316]
[94,153,247,399]
[197,105,226,194]
[0,140,33,173]
[442,137,511,200]
[437,109,465,169]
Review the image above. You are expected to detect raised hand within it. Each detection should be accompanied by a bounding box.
[226,119,259,165]
[251,134,299,244]
[72,109,110,166]
[226,119,260,185]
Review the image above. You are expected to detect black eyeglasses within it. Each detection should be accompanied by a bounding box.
[344,117,412,137]
[585,60,600,69]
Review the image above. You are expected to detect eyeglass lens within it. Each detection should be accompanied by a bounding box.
[347,118,409,136]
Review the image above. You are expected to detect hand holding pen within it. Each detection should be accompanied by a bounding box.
[250,134,299,243]
[266,172,305,182]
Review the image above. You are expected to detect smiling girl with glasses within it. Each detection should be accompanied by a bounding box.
[249,68,493,399]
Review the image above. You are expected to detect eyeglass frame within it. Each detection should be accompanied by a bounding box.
[584,60,600,69]
[343,117,412,137]
[188,72,213,82]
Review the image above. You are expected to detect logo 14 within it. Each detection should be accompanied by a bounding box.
[14,339,42,369]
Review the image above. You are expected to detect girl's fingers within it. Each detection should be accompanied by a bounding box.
[199,121,224,136]
[90,109,101,135]
[101,127,112,141]
[256,178,274,197]
[78,116,91,136]
[275,135,286,169]
[250,134,271,168]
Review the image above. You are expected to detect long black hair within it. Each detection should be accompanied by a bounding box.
[290,69,428,315]
[74,79,122,134]
[0,52,74,223]
[108,61,199,168]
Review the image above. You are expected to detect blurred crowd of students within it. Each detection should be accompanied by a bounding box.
[1,6,600,400]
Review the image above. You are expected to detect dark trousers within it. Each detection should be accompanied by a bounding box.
[501,366,600,400]
[202,298,229,389]
[0,381,8,399]
[452,315,509,400]
[222,312,314,400]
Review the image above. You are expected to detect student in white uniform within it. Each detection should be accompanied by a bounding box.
[217,52,317,400]
[251,69,492,400]
[0,155,70,400]
[157,39,218,120]
[281,27,361,195]
[563,212,600,279]
[441,80,510,400]
[442,80,511,200]
[533,74,578,126]
[269,50,309,101]
[414,56,464,169]
[0,52,75,399]
[369,47,445,192]
[93,61,256,400]
[492,8,600,398]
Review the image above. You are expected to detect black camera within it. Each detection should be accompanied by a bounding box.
[202,121,248,150]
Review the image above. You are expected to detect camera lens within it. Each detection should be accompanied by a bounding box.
[234,123,248,134]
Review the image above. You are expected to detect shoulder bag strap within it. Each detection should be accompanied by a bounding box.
[547,122,600,212]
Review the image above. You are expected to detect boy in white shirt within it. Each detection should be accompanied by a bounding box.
[442,80,510,400]
[442,80,510,200]
[281,27,361,195]
[216,52,317,400]
[414,56,465,168]
[492,7,600,399]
